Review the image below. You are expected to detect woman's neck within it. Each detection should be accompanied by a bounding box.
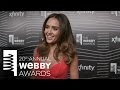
[49,44,57,53]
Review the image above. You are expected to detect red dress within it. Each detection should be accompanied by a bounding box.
[32,50,69,79]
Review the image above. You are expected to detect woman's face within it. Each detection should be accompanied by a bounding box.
[44,17,60,45]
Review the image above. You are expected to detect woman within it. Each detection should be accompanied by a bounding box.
[32,13,79,79]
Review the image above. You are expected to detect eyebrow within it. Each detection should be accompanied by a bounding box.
[46,24,60,28]
[52,26,60,29]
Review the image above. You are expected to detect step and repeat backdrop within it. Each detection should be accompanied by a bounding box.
[0,11,120,79]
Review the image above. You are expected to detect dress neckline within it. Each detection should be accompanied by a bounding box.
[49,59,65,70]
[41,56,66,70]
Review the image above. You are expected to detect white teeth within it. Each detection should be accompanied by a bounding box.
[48,36,52,38]
[47,35,54,39]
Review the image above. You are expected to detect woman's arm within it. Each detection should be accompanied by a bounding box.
[69,55,79,79]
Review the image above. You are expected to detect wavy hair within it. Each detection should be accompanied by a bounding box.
[36,13,77,64]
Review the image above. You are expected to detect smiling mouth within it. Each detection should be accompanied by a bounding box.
[46,35,54,40]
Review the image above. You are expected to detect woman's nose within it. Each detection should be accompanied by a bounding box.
[48,28,52,33]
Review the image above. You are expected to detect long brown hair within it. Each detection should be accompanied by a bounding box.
[35,13,76,64]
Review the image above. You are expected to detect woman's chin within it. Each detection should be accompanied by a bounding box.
[47,41,54,44]
[46,41,57,45]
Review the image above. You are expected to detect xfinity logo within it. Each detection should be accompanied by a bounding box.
[9,11,24,17]
[78,64,95,71]
[77,11,94,14]
[112,36,120,43]
[3,50,17,76]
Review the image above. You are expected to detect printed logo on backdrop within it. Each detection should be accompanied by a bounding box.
[76,11,94,14]
[9,11,24,17]
[111,11,120,16]
[3,50,17,76]
[111,36,120,43]
[76,34,82,45]
[9,34,24,46]
[76,34,95,45]
[78,64,95,71]
[110,63,120,74]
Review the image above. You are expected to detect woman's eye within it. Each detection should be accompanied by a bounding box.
[45,25,49,29]
[53,27,59,31]
[54,28,58,30]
